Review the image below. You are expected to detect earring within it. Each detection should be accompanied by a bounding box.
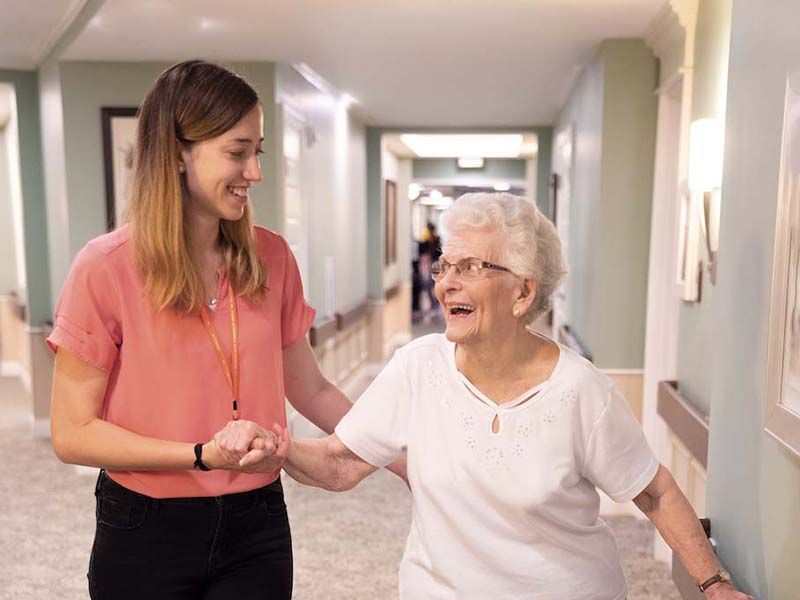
[179,163,186,173]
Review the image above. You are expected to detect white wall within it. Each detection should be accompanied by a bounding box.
[0,83,24,294]
[275,64,368,316]
[38,62,70,311]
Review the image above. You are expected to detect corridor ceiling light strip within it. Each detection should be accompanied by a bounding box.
[401,134,524,158]
[457,157,485,169]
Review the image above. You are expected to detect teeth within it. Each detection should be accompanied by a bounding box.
[450,304,474,312]
[229,187,248,197]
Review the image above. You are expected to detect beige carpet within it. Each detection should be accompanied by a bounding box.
[0,375,680,599]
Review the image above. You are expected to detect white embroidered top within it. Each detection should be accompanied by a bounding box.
[335,334,659,600]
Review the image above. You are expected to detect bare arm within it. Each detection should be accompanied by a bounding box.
[283,431,378,492]
[282,337,408,483]
[634,465,752,599]
[51,348,234,471]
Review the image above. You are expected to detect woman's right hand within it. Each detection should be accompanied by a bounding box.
[204,420,287,473]
[237,424,291,473]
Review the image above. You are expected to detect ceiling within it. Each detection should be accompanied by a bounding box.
[1,0,665,127]
[0,0,85,69]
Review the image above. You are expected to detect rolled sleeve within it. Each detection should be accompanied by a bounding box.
[46,245,122,372]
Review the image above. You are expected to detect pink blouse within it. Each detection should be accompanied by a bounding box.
[47,225,316,498]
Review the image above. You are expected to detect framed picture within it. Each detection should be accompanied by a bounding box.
[384,179,397,266]
[765,72,800,459]
[101,107,139,230]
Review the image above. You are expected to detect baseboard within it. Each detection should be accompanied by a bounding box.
[73,465,101,478]
[32,418,50,439]
[0,360,23,377]
[2,361,32,395]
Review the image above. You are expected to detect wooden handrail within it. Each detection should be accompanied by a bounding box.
[657,380,710,469]
[335,301,368,331]
[309,316,337,348]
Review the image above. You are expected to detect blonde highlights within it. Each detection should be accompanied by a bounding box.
[126,60,266,313]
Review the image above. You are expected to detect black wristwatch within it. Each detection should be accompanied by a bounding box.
[193,443,211,471]
[699,569,731,592]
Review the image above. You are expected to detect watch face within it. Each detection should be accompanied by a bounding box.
[720,569,732,582]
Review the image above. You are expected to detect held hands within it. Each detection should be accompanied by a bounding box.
[204,420,291,473]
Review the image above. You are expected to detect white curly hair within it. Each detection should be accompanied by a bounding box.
[439,192,567,325]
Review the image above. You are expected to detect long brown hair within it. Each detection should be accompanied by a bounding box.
[126,60,267,313]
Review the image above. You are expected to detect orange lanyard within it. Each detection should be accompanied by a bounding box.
[199,282,240,420]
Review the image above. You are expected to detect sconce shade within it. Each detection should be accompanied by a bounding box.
[688,118,725,192]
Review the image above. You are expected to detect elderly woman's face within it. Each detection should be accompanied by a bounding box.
[435,227,520,345]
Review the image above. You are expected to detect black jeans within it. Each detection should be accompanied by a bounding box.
[88,470,292,599]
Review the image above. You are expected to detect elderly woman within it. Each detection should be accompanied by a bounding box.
[225,193,751,599]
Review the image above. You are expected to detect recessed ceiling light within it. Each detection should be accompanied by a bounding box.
[494,182,511,192]
[401,134,524,158]
[457,157,485,169]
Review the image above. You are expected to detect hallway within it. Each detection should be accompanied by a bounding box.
[1,1,798,597]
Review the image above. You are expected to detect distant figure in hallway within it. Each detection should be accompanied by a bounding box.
[238,193,753,600]
[417,221,442,322]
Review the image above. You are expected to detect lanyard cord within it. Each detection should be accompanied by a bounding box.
[199,282,240,420]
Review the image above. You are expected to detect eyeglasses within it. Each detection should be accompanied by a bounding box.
[431,257,515,281]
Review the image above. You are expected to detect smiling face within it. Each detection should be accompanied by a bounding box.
[180,104,264,222]
[435,226,533,346]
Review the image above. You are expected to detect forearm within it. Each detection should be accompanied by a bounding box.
[52,418,211,471]
[294,380,352,435]
[284,437,344,490]
[640,485,720,584]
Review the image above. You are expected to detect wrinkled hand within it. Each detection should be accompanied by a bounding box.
[207,420,288,473]
[239,424,291,473]
[705,582,755,600]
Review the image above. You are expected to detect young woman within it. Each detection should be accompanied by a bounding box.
[48,60,403,599]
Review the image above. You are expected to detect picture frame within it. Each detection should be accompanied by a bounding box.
[384,179,397,266]
[765,71,800,459]
[101,107,139,231]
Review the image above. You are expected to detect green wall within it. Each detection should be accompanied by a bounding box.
[555,39,658,369]
[705,0,800,596]
[412,158,527,181]
[675,0,732,415]
[0,69,50,325]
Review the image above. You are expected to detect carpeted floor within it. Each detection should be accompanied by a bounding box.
[0,375,680,599]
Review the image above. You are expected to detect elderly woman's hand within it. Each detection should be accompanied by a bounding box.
[238,423,291,473]
[209,420,287,473]
[705,582,755,599]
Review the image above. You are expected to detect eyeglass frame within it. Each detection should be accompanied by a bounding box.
[430,256,516,281]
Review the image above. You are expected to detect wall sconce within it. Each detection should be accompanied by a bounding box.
[688,118,724,285]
